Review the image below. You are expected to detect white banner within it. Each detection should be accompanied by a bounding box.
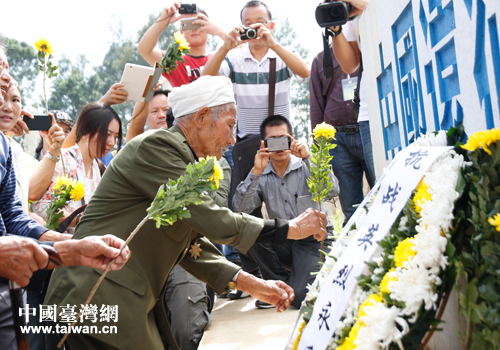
[297,146,452,350]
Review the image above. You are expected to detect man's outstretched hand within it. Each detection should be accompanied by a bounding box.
[235,271,295,312]
[288,208,328,241]
[54,235,131,271]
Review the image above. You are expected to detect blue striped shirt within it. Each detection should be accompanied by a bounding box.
[0,133,46,239]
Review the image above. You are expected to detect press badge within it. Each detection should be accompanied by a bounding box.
[341,76,358,101]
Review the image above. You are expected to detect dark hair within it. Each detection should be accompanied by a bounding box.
[197,7,209,18]
[260,115,292,140]
[153,90,169,98]
[74,102,123,159]
[240,1,272,21]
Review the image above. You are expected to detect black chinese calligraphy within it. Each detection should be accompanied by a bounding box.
[381,182,402,213]
[317,302,332,331]
[405,149,429,170]
[357,224,379,251]
[332,264,354,290]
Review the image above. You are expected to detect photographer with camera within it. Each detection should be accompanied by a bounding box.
[202,1,309,140]
[315,0,375,192]
[233,115,338,309]
[138,2,226,87]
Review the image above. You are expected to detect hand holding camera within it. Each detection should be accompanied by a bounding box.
[289,138,310,159]
[41,114,66,158]
[252,140,271,176]
[156,2,185,26]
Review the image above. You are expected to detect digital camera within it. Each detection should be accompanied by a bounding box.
[240,27,258,40]
[315,0,353,28]
[179,4,197,14]
[264,136,291,152]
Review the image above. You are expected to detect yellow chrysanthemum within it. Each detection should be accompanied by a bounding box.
[461,128,500,155]
[200,156,224,188]
[337,336,356,350]
[488,213,500,232]
[338,322,361,350]
[380,268,396,295]
[70,181,85,202]
[357,294,383,320]
[34,37,53,56]
[174,31,190,52]
[394,237,417,268]
[313,122,336,140]
[413,180,432,214]
[53,175,73,193]
[292,320,306,350]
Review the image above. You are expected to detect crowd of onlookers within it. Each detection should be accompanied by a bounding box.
[0,0,371,349]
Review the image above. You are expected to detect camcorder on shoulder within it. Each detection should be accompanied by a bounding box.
[315,0,353,28]
[240,27,258,40]
[179,4,197,14]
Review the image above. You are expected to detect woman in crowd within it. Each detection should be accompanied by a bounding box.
[30,101,123,231]
[0,80,64,224]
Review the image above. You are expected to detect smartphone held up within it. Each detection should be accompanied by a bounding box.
[23,114,52,131]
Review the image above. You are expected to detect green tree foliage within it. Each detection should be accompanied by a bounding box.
[48,55,105,118]
[273,18,311,140]
[3,37,38,98]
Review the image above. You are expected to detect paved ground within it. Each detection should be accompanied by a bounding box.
[199,296,300,350]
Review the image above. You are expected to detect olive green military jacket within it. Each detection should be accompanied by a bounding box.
[45,126,264,350]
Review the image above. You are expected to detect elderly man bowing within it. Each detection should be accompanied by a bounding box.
[45,76,327,350]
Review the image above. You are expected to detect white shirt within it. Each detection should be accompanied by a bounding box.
[343,16,369,122]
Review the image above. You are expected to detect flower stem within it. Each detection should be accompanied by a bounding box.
[57,215,151,348]
[42,50,66,175]
[318,201,324,263]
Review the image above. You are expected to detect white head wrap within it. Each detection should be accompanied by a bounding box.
[168,76,235,118]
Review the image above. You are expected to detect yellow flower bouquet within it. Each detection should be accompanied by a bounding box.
[45,175,85,231]
[307,122,337,261]
[161,30,191,75]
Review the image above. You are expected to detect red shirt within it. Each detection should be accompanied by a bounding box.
[161,54,212,88]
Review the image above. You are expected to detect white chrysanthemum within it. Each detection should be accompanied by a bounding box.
[389,260,441,322]
[398,215,409,232]
[355,302,409,350]
[419,151,464,233]
[413,130,448,147]
[411,225,448,271]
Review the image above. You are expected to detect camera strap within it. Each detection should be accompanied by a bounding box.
[268,57,276,116]
[322,29,335,79]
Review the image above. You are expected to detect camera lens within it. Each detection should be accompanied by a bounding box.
[247,28,257,39]
[328,7,342,20]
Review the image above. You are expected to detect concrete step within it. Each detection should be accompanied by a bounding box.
[200,296,299,349]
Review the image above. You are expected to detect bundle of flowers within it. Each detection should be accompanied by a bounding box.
[161,31,190,75]
[308,122,337,262]
[456,128,500,349]
[45,175,85,231]
[290,130,468,350]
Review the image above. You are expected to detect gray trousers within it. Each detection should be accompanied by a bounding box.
[0,283,16,350]
[164,265,211,350]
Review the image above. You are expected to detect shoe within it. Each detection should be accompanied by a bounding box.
[217,292,229,299]
[255,300,275,309]
[228,290,251,300]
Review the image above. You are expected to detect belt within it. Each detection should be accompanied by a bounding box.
[336,124,360,133]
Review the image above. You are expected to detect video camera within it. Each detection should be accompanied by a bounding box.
[315,0,353,28]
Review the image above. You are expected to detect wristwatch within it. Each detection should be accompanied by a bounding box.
[46,152,60,162]
[328,26,343,38]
